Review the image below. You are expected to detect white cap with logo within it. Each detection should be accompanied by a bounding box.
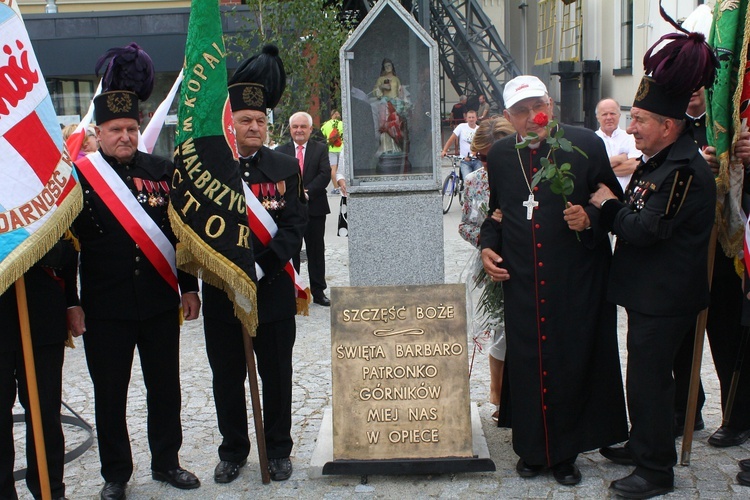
[503,75,548,109]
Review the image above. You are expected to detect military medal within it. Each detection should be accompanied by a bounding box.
[134,178,148,204]
[157,181,169,206]
[143,180,158,207]
[260,183,277,210]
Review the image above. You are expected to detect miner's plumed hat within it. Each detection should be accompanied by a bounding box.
[632,2,717,119]
[228,44,286,112]
[93,42,155,124]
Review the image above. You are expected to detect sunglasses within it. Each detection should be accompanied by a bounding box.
[476,153,488,162]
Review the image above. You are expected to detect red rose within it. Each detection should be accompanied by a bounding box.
[533,112,549,127]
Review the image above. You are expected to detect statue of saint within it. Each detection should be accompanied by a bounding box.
[372,58,409,156]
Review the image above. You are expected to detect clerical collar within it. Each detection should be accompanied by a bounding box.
[515,134,542,149]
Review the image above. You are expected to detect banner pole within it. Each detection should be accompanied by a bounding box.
[14,276,52,500]
[242,328,271,484]
[681,223,717,465]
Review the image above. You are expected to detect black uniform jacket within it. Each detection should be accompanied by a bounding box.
[202,146,308,324]
[277,139,331,217]
[685,113,708,149]
[0,238,78,351]
[601,131,716,316]
[73,150,198,321]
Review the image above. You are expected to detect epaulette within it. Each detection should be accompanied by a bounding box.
[663,166,694,220]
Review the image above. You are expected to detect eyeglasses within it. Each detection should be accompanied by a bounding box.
[507,100,549,120]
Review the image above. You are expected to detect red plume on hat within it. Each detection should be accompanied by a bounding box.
[95,42,155,101]
[642,1,718,95]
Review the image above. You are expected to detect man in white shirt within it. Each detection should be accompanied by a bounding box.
[441,109,481,180]
[594,98,641,192]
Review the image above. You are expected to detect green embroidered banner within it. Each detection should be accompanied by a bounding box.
[707,0,750,257]
[168,0,258,334]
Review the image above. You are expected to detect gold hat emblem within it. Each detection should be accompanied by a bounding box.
[106,92,134,113]
[242,84,265,108]
[635,78,650,103]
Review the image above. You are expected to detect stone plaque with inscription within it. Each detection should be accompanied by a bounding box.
[331,284,472,460]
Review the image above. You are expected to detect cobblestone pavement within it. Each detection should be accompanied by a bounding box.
[12,177,750,499]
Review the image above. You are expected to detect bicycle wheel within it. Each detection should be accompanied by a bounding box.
[442,174,455,214]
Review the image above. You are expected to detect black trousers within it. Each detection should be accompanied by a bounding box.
[204,316,295,460]
[83,310,183,482]
[673,252,750,429]
[304,215,327,295]
[626,310,696,487]
[0,344,65,500]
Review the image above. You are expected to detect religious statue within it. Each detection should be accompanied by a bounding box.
[371,58,410,169]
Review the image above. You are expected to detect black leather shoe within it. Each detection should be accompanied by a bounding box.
[268,457,293,481]
[515,458,544,478]
[674,414,705,437]
[739,458,750,472]
[313,293,331,306]
[600,445,635,466]
[708,426,750,447]
[738,470,750,486]
[610,473,673,499]
[214,459,246,484]
[152,467,200,490]
[100,481,126,500]
[551,462,581,485]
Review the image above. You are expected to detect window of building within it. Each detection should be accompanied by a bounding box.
[615,0,633,75]
[47,78,95,124]
[559,0,582,62]
[535,0,555,65]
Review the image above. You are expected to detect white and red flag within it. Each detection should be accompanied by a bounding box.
[0,1,82,294]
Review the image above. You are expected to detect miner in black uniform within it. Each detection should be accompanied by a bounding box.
[69,44,201,500]
[0,238,77,500]
[202,45,307,484]
[591,23,718,498]
[672,84,750,446]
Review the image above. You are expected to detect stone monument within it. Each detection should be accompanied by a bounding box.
[309,0,494,478]
[340,0,444,287]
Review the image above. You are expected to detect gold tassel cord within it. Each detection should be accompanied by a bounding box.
[0,184,83,296]
[168,205,259,335]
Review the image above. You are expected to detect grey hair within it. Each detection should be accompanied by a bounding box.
[289,111,313,127]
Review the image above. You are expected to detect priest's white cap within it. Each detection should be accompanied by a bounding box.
[503,75,548,109]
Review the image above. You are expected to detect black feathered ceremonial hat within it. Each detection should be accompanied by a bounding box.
[228,44,286,112]
[93,43,155,124]
[632,2,717,119]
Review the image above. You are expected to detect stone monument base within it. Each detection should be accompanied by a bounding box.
[308,403,495,477]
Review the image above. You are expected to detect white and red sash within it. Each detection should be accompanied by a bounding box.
[242,182,308,302]
[76,152,178,292]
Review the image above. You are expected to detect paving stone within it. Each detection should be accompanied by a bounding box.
[9,176,750,498]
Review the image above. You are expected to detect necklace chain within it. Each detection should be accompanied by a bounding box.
[516,147,533,193]
[515,145,553,191]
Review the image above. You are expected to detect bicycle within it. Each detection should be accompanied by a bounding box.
[442,155,464,214]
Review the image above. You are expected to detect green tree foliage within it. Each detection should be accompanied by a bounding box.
[230,0,354,141]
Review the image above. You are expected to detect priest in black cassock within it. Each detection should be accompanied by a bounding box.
[479,75,627,486]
